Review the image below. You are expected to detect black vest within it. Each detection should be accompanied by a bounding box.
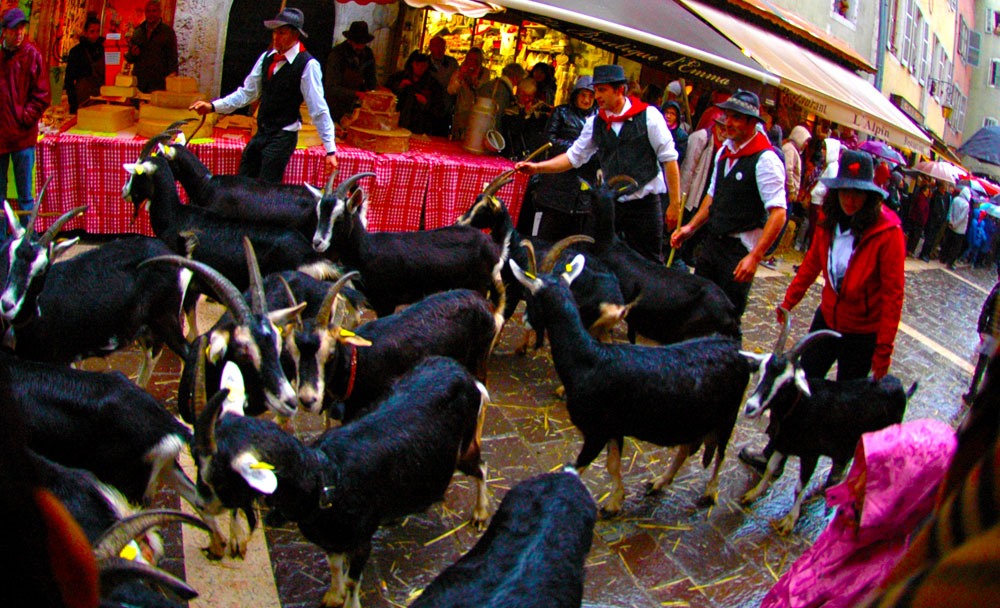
[593,110,660,188]
[257,50,312,132]
[706,149,769,236]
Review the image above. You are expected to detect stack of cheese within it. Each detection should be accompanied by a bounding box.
[342,90,410,153]
[76,104,136,133]
[100,73,139,99]
[136,76,215,139]
[297,103,322,148]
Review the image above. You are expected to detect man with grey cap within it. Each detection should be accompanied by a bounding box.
[516,64,681,263]
[1,7,49,220]
[670,89,786,323]
[191,8,337,183]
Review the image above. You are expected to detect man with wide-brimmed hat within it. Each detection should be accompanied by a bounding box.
[670,89,787,323]
[324,20,377,122]
[191,8,337,184]
[515,64,681,263]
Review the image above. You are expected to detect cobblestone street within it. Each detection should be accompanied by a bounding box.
[88,251,989,608]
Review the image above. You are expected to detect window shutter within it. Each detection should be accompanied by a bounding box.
[968,31,981,67]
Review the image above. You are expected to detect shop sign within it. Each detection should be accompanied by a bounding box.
[889,94,924,125]
[515,13,737,89]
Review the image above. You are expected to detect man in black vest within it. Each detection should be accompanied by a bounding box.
[191,8,337,184]
[515,64,681,263]
[670,90,786,322]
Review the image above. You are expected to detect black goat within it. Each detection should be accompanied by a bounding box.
[510,255,751,512]
[292,283,503,421]
[193,355,491,608]
[586,174,739,343]
[160,130,323,238]
[312,172,507,317]
[411,468,596,608]
[740,329,913,533]
[122,137,337,294]
[1,193,86,327]
[0,349,229,557]
[4,236,190,386]
[455,179,626,348]
[144,238,305,418]
[176,269,364,422]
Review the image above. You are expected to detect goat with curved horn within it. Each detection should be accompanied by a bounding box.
[142,255,254,325]
[333,171,375,201]
[243,238,269,317]
[315,271,361,329]
[138,130,182,161]
[540,235,595,274]
[787,329,842,361]
[19,175,51,239]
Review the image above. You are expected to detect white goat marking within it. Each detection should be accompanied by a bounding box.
[143,434,185,500]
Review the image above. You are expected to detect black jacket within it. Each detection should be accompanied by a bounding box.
[532,96,598,213]
[64,37,104,113]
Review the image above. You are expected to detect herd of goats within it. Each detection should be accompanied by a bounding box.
[0,124,917,607]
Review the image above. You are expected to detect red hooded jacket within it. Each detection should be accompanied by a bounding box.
[0,40,50,155]
[781,206,905,373]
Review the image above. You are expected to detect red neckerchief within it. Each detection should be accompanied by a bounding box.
[719,130,772,163]
[268,42,305,78]
[598,96,649,130]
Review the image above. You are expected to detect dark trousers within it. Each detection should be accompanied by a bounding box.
[918,219,945,259]
[695,234,753,321]
[799,307,877,380]
[238,128,298,185]
[940,229,965,266]
[615,193,663,264]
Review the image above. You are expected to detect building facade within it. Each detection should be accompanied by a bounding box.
[962,0,1000,174]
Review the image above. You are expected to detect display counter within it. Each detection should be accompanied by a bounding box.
[34,132,527,236]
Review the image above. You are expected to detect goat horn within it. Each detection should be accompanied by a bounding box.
[788,329,842,362]
[21,175,53,239]
[774,306,791,355]
[243,238,268,316]
[98,557,199,601]
[93,509,209,561]
[277,275,298,309]
[194,385,229,460]
[193,334,208,418]
[481,173,515,199]
[521,141,552,163]
[323,169,339,197]
[606,175,639,191]
[38,205,87,247]
[316,271,360,328]
[141,255,253,325]
[333,172,375,201]
[541,234,595,274]
[164,118,195,133]
[138,130,180,160]
[520,238,538,275]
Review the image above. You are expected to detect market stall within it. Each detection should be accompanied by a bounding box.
[34,133,527,235]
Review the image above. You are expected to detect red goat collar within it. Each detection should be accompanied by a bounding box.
[343,345,358,401]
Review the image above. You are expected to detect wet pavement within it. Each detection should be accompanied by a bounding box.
[83,249,991,608]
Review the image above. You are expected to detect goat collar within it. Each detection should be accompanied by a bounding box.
[343,344,358,401]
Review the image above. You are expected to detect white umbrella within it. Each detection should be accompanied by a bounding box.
[912,160,965,184]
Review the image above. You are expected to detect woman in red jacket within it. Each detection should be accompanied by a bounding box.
[781,148,906,380]
[741,149,905,472]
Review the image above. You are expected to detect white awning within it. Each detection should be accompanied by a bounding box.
[681,0,932,155]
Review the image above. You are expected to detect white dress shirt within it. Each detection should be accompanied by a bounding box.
[566,98,678,201]
[213,44,337,155]
[705,137,786,251]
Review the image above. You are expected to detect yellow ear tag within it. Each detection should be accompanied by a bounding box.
[490,196,499,205]
[565,263,573,273]
[580,182,590,191]
[339,329,357,338]
[524,271,537,280]
[204,344,212,359]
[119,542,139,561]
[276,325,285,337]
[249,461,275,470]
[134,164,144,175]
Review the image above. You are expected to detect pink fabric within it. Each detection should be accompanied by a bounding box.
[34,133,526,235]
[761,419,956,608]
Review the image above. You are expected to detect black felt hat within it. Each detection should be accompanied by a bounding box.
[591,64,628,86]
[343,20,374,43]
[264,8,308,38]
[820,149,888,197]
[715,89,761,121]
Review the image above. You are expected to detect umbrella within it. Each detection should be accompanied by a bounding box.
[980,202,1000,219]
[973,176,1000,196]
[958,126,1000,167]
[859,140,905,165]
[912,160,966,184]
[958,179,988,196]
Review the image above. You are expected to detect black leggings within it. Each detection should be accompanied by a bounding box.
[799,307,877,380]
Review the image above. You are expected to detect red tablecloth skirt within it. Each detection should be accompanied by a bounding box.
[34,133,527,236]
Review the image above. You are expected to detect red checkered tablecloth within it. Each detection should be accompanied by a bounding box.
[34,133,526,235]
